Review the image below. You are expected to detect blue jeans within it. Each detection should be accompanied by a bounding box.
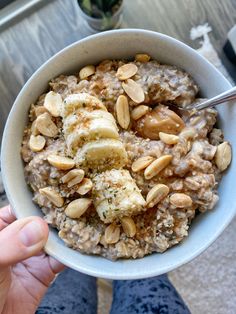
[36,269,190,314]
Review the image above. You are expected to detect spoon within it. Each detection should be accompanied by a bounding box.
[172,86,236,112]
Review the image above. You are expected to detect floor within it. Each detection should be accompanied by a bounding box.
[169,217,236,314]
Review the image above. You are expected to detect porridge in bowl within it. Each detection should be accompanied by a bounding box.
[21,54,232,260]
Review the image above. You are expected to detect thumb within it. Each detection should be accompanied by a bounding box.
[0,216,49,267]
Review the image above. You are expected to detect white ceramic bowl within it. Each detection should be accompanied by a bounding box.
[1,29,235,279]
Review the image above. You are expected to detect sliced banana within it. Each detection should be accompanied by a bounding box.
[64,110,119,152]
[87,109,117,121]
[63,109,116,136]
[62,93,128,171]
[75,139,128,171]
[63,93,107,118]
[66,119,119,151]
[92,169,146,223]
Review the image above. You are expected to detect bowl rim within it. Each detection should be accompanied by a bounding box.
[1,29,235,279]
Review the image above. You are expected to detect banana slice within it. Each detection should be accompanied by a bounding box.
[66,118,119,152]
[64,110,119,152]
[75,139,128,170]
[63,93,107,118]
[92,169,146,223]
[88,109,116,121]
[63,109,117,136]
[62,93,128,171]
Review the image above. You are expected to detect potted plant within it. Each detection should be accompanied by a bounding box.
[77,0,124,31]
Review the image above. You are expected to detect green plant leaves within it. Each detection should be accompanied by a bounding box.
[79,0,120,18]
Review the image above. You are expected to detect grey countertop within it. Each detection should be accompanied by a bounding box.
[0,0,236,142]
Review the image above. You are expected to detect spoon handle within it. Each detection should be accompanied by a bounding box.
[190,86,236,110]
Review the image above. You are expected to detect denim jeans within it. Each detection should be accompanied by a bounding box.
[36,268,190,314]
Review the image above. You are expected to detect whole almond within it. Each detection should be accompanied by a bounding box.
[144,155,172,180]
[44,91,62,117]
[215,141,232,171]
[131,105,150,120]
[146,184,169,208]
[79,65,95,80]
[131,156,155,172]
[122,79,145,104]
[39,187,64,207]
[170,193,192,208]
[116,95,130,129]
[116,63,138,80]
[35,112,58,137]
[47,154,75,170]
[121,217,136,237]
[65,198,92,218]
[77,178,93,195]
[159,132,179,145]
[29,134,46,152]
[135,53,151,62]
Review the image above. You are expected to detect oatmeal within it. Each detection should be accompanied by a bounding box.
[21,54,232,260]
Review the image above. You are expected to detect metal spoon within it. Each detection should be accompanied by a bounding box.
[167,86,236,112]
[184,86,236,111]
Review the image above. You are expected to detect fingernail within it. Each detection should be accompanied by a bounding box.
[19,221,45,247]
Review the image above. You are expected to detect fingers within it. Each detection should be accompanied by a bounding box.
[48,256,65,274]
[0,216,49,268]
[0,206,16,231]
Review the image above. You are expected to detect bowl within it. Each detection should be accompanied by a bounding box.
[1,29,235,279]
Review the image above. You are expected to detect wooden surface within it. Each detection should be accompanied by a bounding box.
[0,0,236,141]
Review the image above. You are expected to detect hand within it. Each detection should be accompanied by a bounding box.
[0,206,65,314]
